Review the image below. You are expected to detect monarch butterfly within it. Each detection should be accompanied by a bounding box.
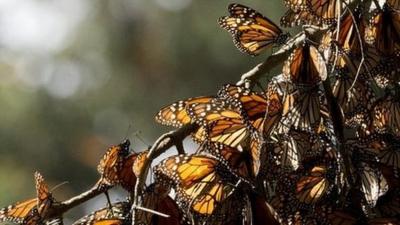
[97,140,131,188]
[270,131,320,171]
[119,155,138,192]
[378,146,400,171]
[135,184,181,225]
[357,163,388,207]
[155,96,215,144]
[263,86,284,136]
[217,84,280,136]
[218,3,289,56]
[295,166,330,204]
[187,98,252,148]
[365,4,400,57]
[154,150,243,215]
[132,150,149,177]
[283,43,327,86]
[192,190,249,225]
[363,134,400,171]
[72,201,131,225]
[202,142,258,180]
[155,96,214,128]
[97,140,146,192]
[333,73,375,128]
[372,94,400,136]
[320,9,366,57]
[282,0,342,26]
[0,172,54,225]
[280,9,319,27]
[282,87,322,132]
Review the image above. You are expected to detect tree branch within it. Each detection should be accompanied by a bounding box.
[131,123,198,224]
[46,184,109,220]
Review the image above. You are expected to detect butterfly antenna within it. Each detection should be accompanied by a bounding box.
[132,131,150,147]
[124,123,133,141]
[104,191,115,216]
[50,181,69,192]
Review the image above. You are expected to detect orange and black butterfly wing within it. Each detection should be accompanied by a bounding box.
[206,142,253,179]
[187,99,238,127]
[132,150,149,178]
[0,199,39,224]
[154,154,237,215]
[155,96,213,128]
[282,89,322,132]
[218,84,267,119]
[217,85,273,138]
[282,0,339,26]
[284,0,308,11]
[307,0,340,25]
[0,172,55,225]
[336,11,365,55]
[366,7,400,56]
[187,99,251,147]
[283,44,327,85]
[34,172,53,216]
[118,153,139,192]
[208,119,249,148]
[295,166,330,204]
[280,9,318,27]
[97,140,130,186]
[219,3,285,56]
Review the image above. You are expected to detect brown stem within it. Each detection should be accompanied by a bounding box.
[131,123,198,224]
[47,184,109,219]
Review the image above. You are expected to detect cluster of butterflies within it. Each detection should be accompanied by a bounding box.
[153,1,400,224]
[0,140,182,225]
[2,0,400,224]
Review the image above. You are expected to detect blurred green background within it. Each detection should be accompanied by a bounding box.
[0,0,285,222]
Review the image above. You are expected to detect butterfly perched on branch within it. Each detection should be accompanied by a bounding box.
[282,0,345,26]
[0,172,55,225]
[155,96,214,143]
[154,141,255,216]
[218,3,289,56]
[366,3,400,57]
[97,139,147,192]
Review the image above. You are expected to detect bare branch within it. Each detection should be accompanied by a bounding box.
[46,184,109,220]
[131,123,198,224]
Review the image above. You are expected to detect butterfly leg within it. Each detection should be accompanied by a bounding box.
[104,191,114,216]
